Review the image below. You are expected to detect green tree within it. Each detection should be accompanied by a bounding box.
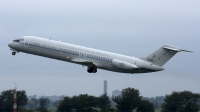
[52,100,59,107]
[44,98,51,108]
[98,94,112,112]
[31,98,40,106]
[57,94,99,112]
[71,94,98,112]
[25,100,36,109]
[37,98,48,112]
[25,98,40,109]
[161,91,200,112]
[0,89,28,112]
[136,100,154,112]
[112,87,142,112]
[57,96,73,112]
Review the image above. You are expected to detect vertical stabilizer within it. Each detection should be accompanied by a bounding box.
[140,45,192,66]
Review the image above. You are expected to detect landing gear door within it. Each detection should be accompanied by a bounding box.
[24,37,30,47]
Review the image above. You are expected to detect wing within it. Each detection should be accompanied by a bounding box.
[71,58,100,67]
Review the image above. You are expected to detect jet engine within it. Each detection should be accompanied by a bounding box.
[112,59,138,70]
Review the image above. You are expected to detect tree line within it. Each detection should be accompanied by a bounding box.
[0,88,200,112]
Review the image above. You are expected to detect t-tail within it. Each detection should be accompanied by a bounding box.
[140,45,192,66]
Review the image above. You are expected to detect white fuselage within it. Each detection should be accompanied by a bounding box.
[8,36,164,74]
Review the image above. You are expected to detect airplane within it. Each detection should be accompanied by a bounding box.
[8,36,192,74]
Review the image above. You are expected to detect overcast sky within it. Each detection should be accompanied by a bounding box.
[0,0,200,97]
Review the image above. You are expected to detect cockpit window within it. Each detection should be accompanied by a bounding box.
[13,39,20,42]
[19,38,24,41]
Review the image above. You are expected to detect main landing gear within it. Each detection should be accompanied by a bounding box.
[12,52,16,55]
[87,66,97,73]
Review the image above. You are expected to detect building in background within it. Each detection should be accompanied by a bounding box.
[27,95,37,100]
[104,80,107,94]
[27,95,63,101]
[39,95,63,101]
[112,90,121,97]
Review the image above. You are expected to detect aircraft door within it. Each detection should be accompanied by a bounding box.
[82,51,87,57]
[79,50,84,57]
[24,37,30,47]
[78,50,87,58]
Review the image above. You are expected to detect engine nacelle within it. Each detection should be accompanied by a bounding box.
[112,59,138,70]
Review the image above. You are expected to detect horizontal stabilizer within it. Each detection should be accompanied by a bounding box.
[163,46,193,53]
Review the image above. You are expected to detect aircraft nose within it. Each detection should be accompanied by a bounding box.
[8,41,14,48]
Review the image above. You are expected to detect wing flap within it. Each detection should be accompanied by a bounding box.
[71,58,100,67]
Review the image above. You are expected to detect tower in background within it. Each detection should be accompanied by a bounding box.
[13,85,17,112]
[104,80,107,94]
